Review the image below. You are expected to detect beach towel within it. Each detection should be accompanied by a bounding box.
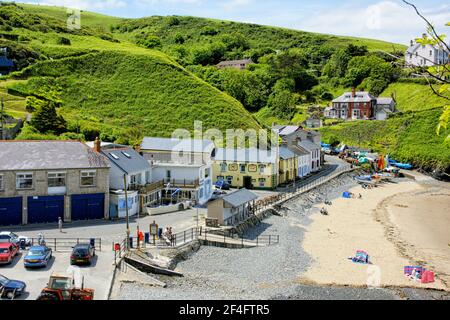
[404,266,425,276]
[343,191,351,198]
[421,270,435,283]
[349,250,370,264]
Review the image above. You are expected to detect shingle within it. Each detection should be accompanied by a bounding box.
[0,141,109,170]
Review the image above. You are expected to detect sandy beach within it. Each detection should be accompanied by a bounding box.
[300,177,450,291]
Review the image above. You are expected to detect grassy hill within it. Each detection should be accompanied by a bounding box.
[0,3,261,144]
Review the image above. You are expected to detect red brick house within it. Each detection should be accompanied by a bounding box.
[326,88,377,120]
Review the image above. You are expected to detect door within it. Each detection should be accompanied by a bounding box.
[27,196,64,224]
[0,197,22,226]
[71,194,105,221]
[243,176,253,189]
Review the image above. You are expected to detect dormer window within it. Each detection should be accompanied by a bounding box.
[110,153,119,160]
[122,151,131,158]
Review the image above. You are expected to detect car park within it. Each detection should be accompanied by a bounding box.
[70,244,95,265]
[0,243,19,265]
[0,232,30,246]
[0,274,26,299]
[24,246,53,268]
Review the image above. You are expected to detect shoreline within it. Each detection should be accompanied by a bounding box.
[300,177,450,291]
[111,173,450,300]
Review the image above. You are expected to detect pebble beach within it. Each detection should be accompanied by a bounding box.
[112,172,450,300]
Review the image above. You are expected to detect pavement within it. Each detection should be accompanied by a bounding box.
[0,208,202,300]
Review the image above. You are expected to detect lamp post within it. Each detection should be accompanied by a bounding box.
[123,174,130,250]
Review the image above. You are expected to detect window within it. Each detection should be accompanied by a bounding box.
[226,176,233,183]
[240,164,246,173]
[80,170,96,187]
[16,173,33,189]
[430,50,432,56]
[48,172,66,187]
[259,165,266,174]
[0,174,3,190]
[205,168,210,178]
[220,162,227,172]
[166,170,171,179]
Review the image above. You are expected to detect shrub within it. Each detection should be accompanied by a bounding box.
[56,36,71,46]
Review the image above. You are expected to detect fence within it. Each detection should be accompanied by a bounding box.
[199,228,280,248]
[27,237,102,252]
[253,164,354,215]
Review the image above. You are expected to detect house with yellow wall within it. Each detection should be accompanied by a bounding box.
[278,145,299,185]
[213,148,278,190]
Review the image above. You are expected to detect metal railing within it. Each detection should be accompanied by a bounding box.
[27,237,102,252]
[253,164,354,214]
[199,228,279,247]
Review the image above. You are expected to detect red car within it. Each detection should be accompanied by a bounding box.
[0,243,19,265]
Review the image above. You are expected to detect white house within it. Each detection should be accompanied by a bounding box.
[98,141,159,218]
[273,125,322,173]
[140,137,216,205]
[289,144,311,178]
[405,36,450,67]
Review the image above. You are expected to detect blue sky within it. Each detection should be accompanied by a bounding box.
[17,0,450,44]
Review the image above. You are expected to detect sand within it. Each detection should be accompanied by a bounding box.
[299,178,450,291]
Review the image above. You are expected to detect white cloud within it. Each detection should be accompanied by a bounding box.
[297,1,450,44]
[22,0,127,10]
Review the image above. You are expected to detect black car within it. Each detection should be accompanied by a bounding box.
[70,244,95,265]
[0,274,26,299]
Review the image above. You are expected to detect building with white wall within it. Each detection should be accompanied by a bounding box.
[405,36,450,67]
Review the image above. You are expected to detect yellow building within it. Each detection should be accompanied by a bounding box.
[278,145,299,185]
[213,148,278,190]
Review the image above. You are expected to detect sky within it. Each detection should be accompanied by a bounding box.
[15,0,450,44]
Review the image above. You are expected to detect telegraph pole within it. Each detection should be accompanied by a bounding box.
[0,98,4,140]
[123,174,130,250]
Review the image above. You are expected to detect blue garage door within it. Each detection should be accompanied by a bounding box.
[0,197,22,226]
[28,196,65,224]
[71,193,105,221]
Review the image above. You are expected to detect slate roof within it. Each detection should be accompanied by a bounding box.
[141,137,215,153]
[279,145,297,160]
[332,91,376,103]
[376,97,395,105]
[216,58,253,67]
[0,141,109,171]
[214,148,277,163]
[221,188,258,207]
[272,125,301,136]
[0,56,13,68]
[101,146,151,175]
[299,140,320,152]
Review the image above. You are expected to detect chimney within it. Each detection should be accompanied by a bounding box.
[93,137,101,153]
[134,144,141,154]
[351,87,356,97]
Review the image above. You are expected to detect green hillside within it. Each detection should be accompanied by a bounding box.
[0,3,261,144]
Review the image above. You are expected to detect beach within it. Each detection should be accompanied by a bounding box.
[300,177,450,291]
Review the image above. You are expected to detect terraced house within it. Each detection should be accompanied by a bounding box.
[0,140,110,226]
[213,148,278,190]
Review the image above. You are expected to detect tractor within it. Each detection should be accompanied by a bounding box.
[36,272,94,300]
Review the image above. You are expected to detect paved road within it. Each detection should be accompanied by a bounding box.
[0,208,202,300]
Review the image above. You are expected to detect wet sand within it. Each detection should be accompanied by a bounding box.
[300,178,450,291]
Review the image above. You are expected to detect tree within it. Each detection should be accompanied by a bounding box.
[399,1,450,144]
[30,100,66,134]
[267,89,298,120]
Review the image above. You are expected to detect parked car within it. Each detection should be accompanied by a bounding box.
[70,244,95,265]
[214,179,231,190]
[24,246,53,268]
[0,232,30,246]
[0,274,26,299]
[0,243,19,265]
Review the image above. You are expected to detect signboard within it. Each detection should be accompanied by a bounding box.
[248,164,257,172]
[150,222,158,235]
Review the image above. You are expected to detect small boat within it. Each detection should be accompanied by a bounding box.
[395,163,413,170]
[146,201,191,216]
[355,176,379,185]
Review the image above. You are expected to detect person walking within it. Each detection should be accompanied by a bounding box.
[58,217,63,233]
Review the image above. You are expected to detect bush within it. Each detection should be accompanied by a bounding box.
[56,37,71,46]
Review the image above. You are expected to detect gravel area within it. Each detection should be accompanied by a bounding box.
[114,173,449,300]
